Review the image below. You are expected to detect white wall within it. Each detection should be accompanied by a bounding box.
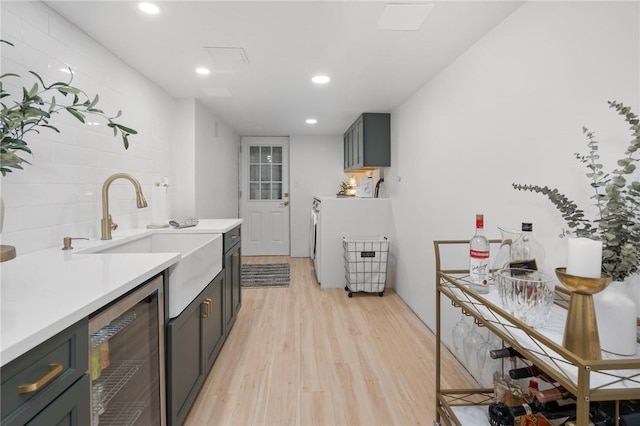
[289,135,346,257]
[0,2,240,253]
[386,1,640,352]
[195,100,241,219]
[172,99,196,219]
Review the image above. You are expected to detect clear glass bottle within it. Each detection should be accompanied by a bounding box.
[469,214,490,294]
[511,222,545,271]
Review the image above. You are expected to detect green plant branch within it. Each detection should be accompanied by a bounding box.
[514,100,640,281]
[0,40,137,176]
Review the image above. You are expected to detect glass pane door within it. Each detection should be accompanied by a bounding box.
[249,145,283,201]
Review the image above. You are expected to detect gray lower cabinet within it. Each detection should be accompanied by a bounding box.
[26,375,90,426]
[166,271,224,426]
[223,226,242,333]
[203,273,225,372]
[166,226,243,426]
[1,318,89,426]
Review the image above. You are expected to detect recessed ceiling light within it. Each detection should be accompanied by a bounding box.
[306,118,318,124]
[139,2,160,15]
[312,75,330,84]
[195,67,211,76]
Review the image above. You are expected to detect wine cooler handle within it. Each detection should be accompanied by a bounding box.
[18,362,63,394]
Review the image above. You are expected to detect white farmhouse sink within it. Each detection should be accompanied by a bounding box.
[82,233,222,318]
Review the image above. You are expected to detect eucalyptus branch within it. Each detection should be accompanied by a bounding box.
[514,101,640,281]
[512,183,595,237]
[0,40,137,176]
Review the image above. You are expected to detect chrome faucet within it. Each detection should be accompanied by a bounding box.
[101,173,148,240]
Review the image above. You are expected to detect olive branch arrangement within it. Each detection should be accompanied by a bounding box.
[513,101,640,281]
[0,40,136,176]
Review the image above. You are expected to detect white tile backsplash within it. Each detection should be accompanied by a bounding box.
[1,2,176,254]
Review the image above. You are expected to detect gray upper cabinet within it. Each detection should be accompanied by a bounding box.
[343,113,390,172]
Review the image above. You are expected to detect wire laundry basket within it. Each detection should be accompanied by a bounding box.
[342,236,389,297]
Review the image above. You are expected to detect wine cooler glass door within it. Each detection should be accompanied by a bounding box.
[88,275,165,426]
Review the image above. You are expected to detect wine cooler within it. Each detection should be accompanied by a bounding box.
[88,275,166,426]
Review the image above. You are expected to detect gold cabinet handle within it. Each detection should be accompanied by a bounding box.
[203,298,212,318]
[18,363,63,394]
[231,234,238,240]
[232,252,239,266]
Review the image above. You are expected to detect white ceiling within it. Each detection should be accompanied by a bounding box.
[45,1,524,137]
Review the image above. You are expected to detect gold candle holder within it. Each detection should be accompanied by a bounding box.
[555,267,611,360]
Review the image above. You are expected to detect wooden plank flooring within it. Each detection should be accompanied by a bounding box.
[184,256,475,425]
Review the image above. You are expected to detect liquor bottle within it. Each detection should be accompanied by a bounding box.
[528,380,539,400]
[489,346,524,359]
[509,364,546,380]
[469,214,490,294]
[488,401,515,426]
[510,222,545,271]
[510,396,577,419]
[536,385,572,403]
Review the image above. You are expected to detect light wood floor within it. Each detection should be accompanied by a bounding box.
[184,256,475,426]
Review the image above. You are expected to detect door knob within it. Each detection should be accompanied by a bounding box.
[281,201,289,206]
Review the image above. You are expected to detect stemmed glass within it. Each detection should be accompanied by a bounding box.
[478,328,502,387]
[463,323,485,378]
[452,312,472,359]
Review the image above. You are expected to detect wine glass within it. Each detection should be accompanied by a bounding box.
[452,313,472,359]
[463,323,484,377]
[479,329,502,387]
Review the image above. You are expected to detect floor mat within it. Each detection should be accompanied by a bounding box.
[241,263,290,288]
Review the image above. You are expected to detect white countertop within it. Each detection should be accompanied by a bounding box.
[0,218,242,366]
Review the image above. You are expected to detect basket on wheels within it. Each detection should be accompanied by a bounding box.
[342,236,389,297]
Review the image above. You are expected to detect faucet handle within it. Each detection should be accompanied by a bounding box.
[62,237,90,250]
[110,215,118,231]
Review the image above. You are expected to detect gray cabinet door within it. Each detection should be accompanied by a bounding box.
[353,116,363,169]
[223,226,242,334]
[231,244,242,318]
[26,375,90,426]
[203,273,225,373]
[343,113,390,172]
[223,249,234,332]
[167,294,205,426]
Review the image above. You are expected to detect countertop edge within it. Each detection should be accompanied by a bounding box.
[0,253,180,366]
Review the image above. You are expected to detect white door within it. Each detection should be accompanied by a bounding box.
[240,136,290,256]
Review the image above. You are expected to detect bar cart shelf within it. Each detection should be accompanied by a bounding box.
[433,240,640,426]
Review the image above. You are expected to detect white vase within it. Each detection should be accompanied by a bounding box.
[625,273,640,318]
[594,280,637,356]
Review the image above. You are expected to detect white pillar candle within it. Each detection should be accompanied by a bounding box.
[566,237,602,278]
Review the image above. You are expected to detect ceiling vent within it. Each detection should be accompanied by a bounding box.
[204,47,249,65]
[377,3,434,31]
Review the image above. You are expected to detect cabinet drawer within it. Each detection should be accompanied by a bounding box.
[1,319,89,425]
[224,226,241,252]
[25,374,90,426]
